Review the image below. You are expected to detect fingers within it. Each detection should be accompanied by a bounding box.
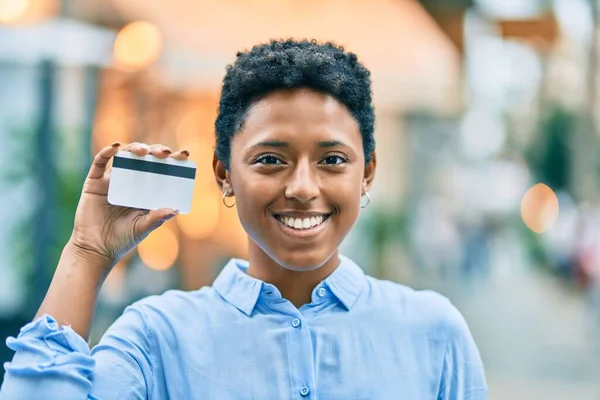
[90,142,189,181]
[121,143,175,160]
[170,149,190,161]
[121,142,150,157]
[149,144,172,159]
[87,142,121,180]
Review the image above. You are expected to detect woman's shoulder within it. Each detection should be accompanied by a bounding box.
[364,276,467,334]
[125,286,224,325]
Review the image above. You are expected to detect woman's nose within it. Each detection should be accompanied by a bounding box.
[284,160,320,203]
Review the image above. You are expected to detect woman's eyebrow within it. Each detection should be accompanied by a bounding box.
[317,140,346,148]
[250,140,289,149]
[249,139,350,150]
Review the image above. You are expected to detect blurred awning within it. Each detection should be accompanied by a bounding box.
[0,17,115,67]
[108,0,462,111]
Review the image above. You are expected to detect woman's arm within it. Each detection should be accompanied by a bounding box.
[1,142,186,399]
[1,302,153,400]
[35,242,112,341]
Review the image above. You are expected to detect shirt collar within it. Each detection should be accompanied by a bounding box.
[323,255,366,310]
[213,255,366,316]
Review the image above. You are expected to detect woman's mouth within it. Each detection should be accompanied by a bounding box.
[273,214,332,231]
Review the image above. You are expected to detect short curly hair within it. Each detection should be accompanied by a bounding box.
[215,39,376,169]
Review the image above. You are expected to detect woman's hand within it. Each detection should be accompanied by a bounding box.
[68,142,190,271]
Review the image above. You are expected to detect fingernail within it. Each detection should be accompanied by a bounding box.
[162,147,172,154]
[163,210,179,221]
[181,150,190,156]
[111,141,121,148]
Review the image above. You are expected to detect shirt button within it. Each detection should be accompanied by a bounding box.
[291,318,301,328]
[300,386,310,396]
[317,287,327,297]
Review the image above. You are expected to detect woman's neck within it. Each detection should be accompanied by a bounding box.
[245,246,340,308]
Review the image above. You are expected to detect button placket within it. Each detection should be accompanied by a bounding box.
[286,313,316,399]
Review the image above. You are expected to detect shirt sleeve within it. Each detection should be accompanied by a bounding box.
[1,306,153,400]
[437,302,489,400]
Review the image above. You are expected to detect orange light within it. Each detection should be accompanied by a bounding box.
[177,185,220,240]
[113,21,163,71]
[521,183,559,233]
[177,136,215,187]
[93,117,133,150]
[212,201,248,259]
[138,225,179,270]
[176,107,216,145]
[175,112,199,145]
[0,0,30,24]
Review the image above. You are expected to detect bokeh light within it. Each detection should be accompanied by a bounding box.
[93,116,134,150]
[175,104,217,146]
[113,21,163,71]
[177,185,221,240]
[521,183,560,233]
[0,0,30,24]
[212,203,249,259]
[137,225,179,270]
[177,136,215,186]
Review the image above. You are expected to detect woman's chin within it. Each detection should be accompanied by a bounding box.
[271,251,334,273]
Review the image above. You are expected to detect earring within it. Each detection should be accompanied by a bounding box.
[360,191,371,209]
[222,190,236,208]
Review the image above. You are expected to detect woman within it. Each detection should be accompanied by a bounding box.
[1,39,488,399]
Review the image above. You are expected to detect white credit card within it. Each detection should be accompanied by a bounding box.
[107,151,197,214]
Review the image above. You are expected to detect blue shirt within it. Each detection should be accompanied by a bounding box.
[1,256,488,399]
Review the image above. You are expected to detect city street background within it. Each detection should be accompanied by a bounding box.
[1,0,600,398]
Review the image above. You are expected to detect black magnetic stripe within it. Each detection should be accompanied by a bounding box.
[112,156,196,179]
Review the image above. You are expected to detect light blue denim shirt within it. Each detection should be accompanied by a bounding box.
[1,256,488,399]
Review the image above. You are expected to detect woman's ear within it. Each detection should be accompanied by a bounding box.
[213,150,231,194]
[362,152,377,193]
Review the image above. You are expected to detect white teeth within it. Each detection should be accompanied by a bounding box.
[277,215,328,230]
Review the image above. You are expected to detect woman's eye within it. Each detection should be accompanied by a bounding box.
[322,155,347,165]
[257,155,283,165]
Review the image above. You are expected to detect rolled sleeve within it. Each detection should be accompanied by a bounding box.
[1,305,153,400]
[1,315,94,400]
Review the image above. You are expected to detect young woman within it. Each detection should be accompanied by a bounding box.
[1,39,488,399]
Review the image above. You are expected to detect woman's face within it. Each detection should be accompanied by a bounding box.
[215,88,376,271]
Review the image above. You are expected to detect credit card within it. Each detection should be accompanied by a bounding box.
[107,151,196,214]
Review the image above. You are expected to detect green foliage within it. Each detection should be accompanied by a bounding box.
[2,121,85,311]
[359,206,410,276]
[525,104,573,192]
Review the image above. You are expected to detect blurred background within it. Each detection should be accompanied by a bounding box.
[1,0,600,398]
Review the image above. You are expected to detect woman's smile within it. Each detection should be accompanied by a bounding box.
[271,211,333,239]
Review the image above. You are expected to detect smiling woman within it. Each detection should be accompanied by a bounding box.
[218,88,374,282]
[0,39,488,400]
